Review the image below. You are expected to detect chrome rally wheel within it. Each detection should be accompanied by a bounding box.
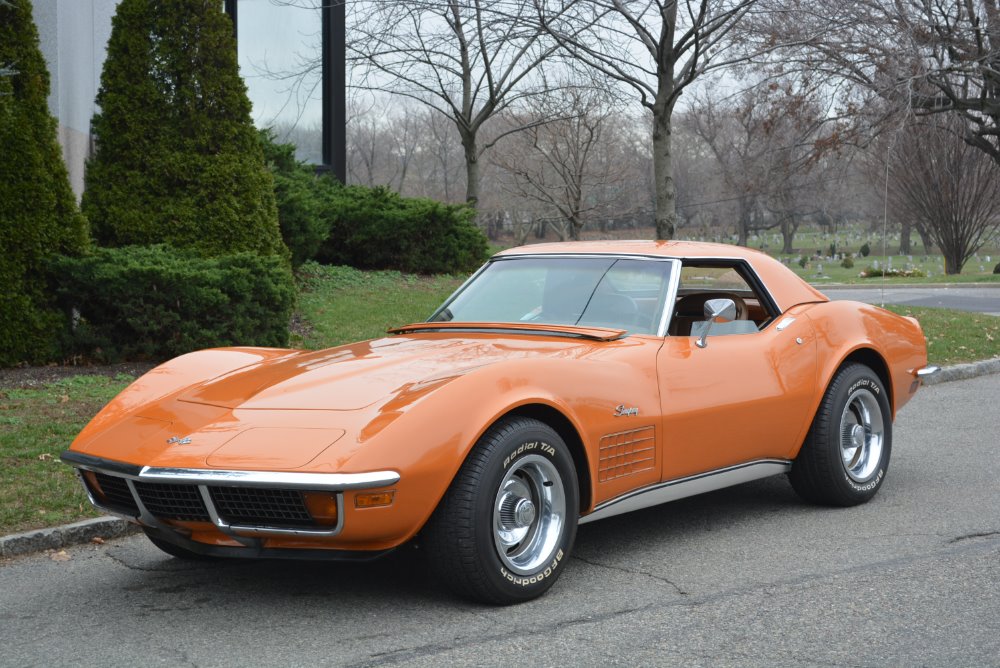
[492,454,566,575]
[839,388,885,483]
[423,416,579,604]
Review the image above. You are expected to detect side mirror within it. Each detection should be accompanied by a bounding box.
[696,298,736,349]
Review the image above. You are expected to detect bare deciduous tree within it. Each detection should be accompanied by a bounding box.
[750,1,1000,166]
[888,118,1000,274]
[492,84,631,240]
[686,78,836,250]
[534,0,765,239]
[349,0,559,208]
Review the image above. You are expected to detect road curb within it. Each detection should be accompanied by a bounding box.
[921,357,1000,385]
[0,516,140,559]
[2,357,999,560]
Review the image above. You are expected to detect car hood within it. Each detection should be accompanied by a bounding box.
[175,332,596,411]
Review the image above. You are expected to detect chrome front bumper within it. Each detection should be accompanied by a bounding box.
[61,451,399,543]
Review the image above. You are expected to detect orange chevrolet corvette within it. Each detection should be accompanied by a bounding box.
[62,241,936,603]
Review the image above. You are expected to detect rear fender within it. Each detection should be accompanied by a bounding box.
[801,301,928,426]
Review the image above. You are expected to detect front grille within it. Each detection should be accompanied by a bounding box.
[210,487,313,527]
[82,469,322,530]
[92,472,140,515]
[134,481,211,522]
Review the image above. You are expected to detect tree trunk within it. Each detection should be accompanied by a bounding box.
[736,199,750,247]
[568,218,581,241]
[461,131,479,208]
[781,216,795,254]
[652,105,677,240]
[942,246,964,274]
[899,220,912,255]
[915,224,934,254]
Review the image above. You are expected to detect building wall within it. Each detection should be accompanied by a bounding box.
[32,0,118,199]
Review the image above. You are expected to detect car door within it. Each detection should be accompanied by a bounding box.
[656,264,819,481]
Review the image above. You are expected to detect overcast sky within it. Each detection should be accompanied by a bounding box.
[237,0,324,129]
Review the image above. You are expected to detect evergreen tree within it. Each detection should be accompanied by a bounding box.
[0,0,89,366]
[82,0,286,258]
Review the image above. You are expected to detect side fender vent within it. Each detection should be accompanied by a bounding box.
[598,426,655,483]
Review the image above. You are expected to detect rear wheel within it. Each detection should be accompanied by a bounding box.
[422,416,579,604]
[790,363,892,506]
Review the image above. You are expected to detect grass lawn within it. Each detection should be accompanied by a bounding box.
[783,253,1000,285]
[885,305,1000,365]
[294,262,464,348]
[0,375,131,535]
[1,264,997,537]
[682,226,1000,284]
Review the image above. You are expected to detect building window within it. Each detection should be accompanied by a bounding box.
[224,0,345,180]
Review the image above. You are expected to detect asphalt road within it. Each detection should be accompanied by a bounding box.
[2,375,999,667]
[822,285,1000,316]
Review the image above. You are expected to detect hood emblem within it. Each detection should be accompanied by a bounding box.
[614,404,639,417]
[166,436,192,445]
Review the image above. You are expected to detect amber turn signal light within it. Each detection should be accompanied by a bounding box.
[354,491,395,508]
[301,492,339,526]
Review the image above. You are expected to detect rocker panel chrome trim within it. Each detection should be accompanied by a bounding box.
[579,459,792,525]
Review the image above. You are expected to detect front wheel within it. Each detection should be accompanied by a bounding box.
[790,363,892,506]
[422,416,579,604]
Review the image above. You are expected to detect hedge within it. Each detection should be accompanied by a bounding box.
[0,0,89,367]
[317,185,488,274]
[82,0,285,259]
[260,129,332,268]
[49,246,295,362]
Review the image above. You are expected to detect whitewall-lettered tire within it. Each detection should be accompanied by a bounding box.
[422,416,579,604]
[790,363,892,506]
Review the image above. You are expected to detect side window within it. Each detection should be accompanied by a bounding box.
[668,263,776,337]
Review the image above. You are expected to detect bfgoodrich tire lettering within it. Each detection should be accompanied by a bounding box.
[790,363,892,506]
[422,416,579,604]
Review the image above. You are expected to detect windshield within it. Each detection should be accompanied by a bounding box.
[429,257,675,335]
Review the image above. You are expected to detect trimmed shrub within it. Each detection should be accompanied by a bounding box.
[48,246,295,362]
[318,186,489,274]
[840,256,855,269]
[82,0,285,259]
[994,262,1000,275]
[260,129,331,267]
[0,0,89,367]
[858,266,926,279]
[860,242,871,257]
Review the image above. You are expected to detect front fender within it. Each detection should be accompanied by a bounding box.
[334,340,662,547]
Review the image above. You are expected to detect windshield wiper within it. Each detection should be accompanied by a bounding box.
[388,321,626,341]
